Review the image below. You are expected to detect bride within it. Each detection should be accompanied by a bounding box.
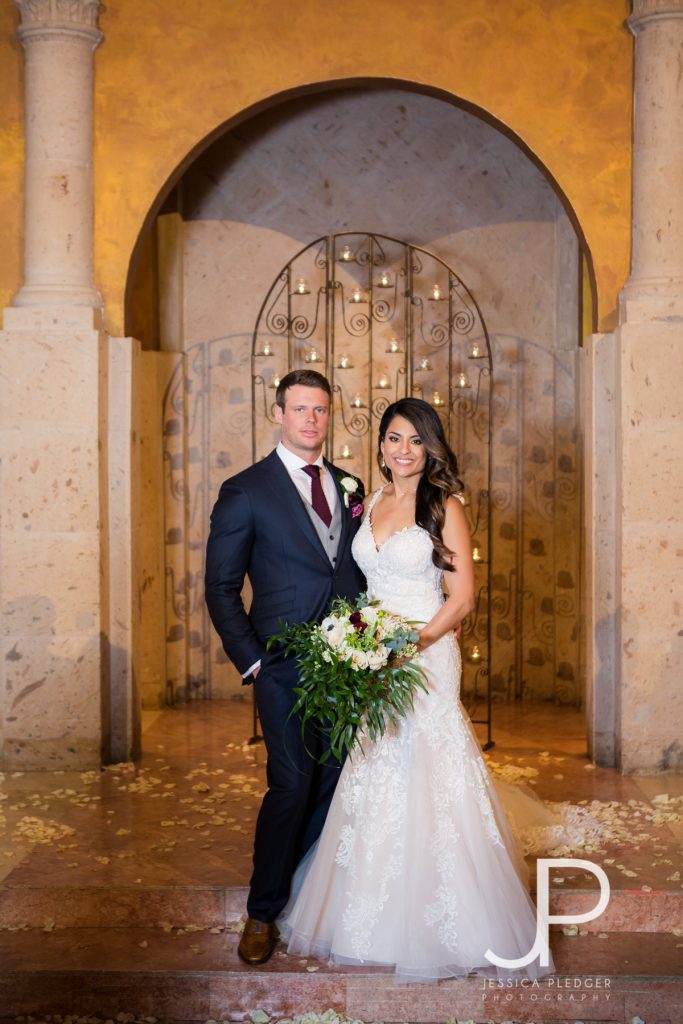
[278,397,556,983]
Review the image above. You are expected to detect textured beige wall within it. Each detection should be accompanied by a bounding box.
[0,320,106,768]
[0,1,631,332]
[139,351,179,708]
[615,327,683,772]
[0,4,23,318]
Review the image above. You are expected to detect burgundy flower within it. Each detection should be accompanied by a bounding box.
[349,611,368,633]
[348,492,364,518]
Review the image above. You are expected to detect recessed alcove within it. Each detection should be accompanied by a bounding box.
[128,85,589,743]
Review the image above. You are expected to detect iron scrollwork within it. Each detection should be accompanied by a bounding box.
[251,232,495,746]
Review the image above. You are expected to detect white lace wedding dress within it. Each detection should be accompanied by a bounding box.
[279,490,557,983]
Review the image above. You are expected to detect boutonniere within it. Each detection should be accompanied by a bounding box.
[337,475,363,517]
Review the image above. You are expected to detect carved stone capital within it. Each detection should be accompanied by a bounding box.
[15,0,103,46]
[628,0,683,34]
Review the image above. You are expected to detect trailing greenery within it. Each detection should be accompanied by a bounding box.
[268,594,428,762]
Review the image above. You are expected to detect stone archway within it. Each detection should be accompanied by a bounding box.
[124,79,598,343]
[127,84,593,760]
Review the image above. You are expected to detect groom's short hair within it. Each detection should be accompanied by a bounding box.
[275,369,332,409]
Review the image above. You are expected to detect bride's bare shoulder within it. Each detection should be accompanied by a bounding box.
[444,493,468,521]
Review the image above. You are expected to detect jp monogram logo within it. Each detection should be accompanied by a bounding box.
[485,858,611,969]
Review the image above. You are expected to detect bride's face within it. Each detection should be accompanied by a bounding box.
[381,414,427,483]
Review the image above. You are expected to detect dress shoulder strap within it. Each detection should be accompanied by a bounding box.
[367,485,386,514]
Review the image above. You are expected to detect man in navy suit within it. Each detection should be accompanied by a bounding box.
[205,368,365,965]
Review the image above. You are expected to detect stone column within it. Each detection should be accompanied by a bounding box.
[621,0,683,317]
[0,0,117,769]
[12,0,103,311]
[586,0,683,772]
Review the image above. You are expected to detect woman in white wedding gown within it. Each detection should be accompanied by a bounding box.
[279,397,556,983]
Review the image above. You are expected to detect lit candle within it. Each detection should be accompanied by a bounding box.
[378,271,392,288]
[340,244,353,262]
[470,644,482,663]
[468,342,482,359]
[294,278,309,295]
[455,371,471,389]
[432,391,444,407]
[387,337,401,353]
[270,374,281,389]
[261,343,272,357]
[340,444,352,459]
[351,287,364,303]
[338,354,352,369]
[306,347,321,363]
[352,393,364,407]
[416,357,432,372]
[431,284,442,301]
[472,547,482,563]
[376,374,390,389]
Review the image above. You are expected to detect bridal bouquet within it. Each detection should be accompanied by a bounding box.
[268,594,428,762]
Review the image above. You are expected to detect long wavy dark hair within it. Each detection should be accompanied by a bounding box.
[377,397,464,569]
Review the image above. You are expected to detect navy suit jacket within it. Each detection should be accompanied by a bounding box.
[205,449,366,688]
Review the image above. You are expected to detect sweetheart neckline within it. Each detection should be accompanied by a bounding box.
[367,515,423,553]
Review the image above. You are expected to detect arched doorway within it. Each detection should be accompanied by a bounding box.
[126,83,593,753]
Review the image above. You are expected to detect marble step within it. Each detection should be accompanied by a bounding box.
[0,882,680,934]
[0,929,681,1023]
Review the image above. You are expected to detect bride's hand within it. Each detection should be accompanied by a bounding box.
[417,630,432,652]
[418,623,460,650]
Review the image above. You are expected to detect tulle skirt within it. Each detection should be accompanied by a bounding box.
[278,635,561,984]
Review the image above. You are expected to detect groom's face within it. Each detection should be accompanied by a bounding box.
[274,384,330,461]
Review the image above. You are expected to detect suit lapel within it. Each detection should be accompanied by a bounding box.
[262,450,331,567]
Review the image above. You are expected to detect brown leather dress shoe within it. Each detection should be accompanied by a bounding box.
[238,917,280,965]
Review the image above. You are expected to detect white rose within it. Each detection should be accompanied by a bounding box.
[359,605,378,627]
[350,650,370,671]
[340,476,358,493]
[367,646,390,670]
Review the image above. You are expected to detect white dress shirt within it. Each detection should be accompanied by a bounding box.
[242,443,338,679]
[275,441,338,516]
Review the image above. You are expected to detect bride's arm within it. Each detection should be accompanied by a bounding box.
[417,496,475,651]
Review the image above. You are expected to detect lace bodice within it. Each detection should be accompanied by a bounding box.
[351,487,444,622]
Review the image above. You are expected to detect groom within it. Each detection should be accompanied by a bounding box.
[205,368,365,965]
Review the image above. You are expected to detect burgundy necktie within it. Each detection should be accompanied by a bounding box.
[302,464,332,527]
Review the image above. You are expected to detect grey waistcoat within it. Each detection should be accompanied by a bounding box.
[301,490,342,565]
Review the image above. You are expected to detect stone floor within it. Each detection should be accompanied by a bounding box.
[0,699,681,1023]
